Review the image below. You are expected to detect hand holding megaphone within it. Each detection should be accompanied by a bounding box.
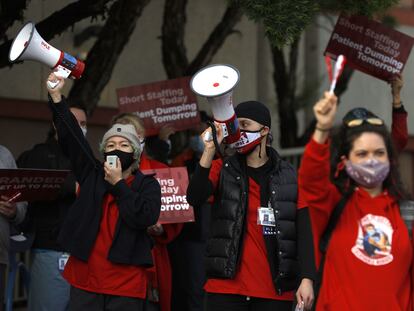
[47,71,65,90]
[47,72,64,102]
[201,122,224,150]
[47,66,71,89]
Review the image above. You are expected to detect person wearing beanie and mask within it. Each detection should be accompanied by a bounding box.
[111,112,183,311]
[298,92,412,310]
[46,73,161,311]
[186,101,315,311]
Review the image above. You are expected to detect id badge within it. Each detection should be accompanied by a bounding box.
[262,225,277,235]
[58,253,70,272]
[257,207,275,227]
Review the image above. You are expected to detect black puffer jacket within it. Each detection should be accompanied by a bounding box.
[187,148,300,294]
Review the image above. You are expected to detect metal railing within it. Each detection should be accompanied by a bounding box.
[278,147,305,169]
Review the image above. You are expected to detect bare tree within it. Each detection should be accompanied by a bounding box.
[161,0,243,79]
[68,0,151,113]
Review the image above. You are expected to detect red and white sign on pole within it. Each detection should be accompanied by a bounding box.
[325,14,414,81]
[142,167,194,224]
[116,77,201,136]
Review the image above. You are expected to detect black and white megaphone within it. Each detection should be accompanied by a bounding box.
[190,64,240,144]
[9,21,85,88]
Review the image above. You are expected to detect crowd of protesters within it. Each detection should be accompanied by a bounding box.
[0,70,412,311]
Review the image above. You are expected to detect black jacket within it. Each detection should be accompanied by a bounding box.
[187,148,314,294]
[49,97,161,266]
[17,137,76,251]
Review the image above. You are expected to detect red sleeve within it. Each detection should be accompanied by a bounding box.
[208,158,223,192]
[298,138,339,215]
[297,191,307,210]
[298,138,341,268]
[392,109,408,152]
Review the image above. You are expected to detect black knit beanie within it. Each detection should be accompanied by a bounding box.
[235,101,271,128]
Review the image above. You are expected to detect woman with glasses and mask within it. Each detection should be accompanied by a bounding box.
[186,101,316,311]
[111,112,183,311]
[46,73,161,311]
[298,91,412,310]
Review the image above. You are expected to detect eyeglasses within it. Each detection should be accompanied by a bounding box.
[345,117,384,128]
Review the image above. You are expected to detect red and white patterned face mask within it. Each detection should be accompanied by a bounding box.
[231,128,264,154]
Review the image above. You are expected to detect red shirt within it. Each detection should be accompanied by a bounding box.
[140,153,183,311]
[205,159,293,301]
[63,175,147,298]
[299,138,412,310]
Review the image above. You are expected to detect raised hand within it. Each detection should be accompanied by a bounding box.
[46,72,65,103]
[314,91,338,131]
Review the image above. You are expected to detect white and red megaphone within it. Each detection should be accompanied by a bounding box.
[190,64,240,144]
[9,22,85,88]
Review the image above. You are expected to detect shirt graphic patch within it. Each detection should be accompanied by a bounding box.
[351,214,393,266]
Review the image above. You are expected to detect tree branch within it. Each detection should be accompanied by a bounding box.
[186,2,243,76]
[272,39,300,148]
[0,0,29,42]
[161,0,189,79]
[68,0,151,113]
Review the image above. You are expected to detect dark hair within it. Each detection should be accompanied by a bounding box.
[330,122,405,199]
[66,98,88,116]
[47,99,87,140]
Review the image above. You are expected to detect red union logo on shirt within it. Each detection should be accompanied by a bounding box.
[351,214,394,266]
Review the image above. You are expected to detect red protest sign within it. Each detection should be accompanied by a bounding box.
[116,77,200,136]
[325,14,414,81]
[0,169,70,202]
[142,167,194,224]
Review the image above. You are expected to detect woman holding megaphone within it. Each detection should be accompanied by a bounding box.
[186,100,315,311]
[46,73,161,311]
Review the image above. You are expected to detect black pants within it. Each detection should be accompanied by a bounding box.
[169,239,206,311]
[0,264,5,311]
[205,293,292,311]
[68,286,146,311]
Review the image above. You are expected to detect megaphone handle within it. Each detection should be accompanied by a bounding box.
[47,80,60,89]
[47,65,71,89]
[206,120,223,158]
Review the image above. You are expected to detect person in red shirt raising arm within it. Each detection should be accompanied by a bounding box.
[186,101,315,311]
[298,91,412,310]
[46,73,161,311]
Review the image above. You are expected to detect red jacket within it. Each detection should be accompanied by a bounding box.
[140,153,183,311]
[299,138,412,310]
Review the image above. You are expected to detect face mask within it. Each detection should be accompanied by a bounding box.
[345,158,390,188]
[231,128,263,154]
[189,135,204,154]
[104,150,135,171]
[81,126,87,137]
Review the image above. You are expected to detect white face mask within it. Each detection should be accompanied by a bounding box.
[81,126,87,137]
